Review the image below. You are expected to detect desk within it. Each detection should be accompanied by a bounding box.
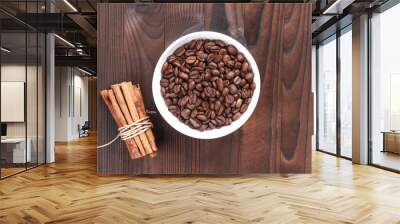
[382,132,400,154]
[1,138,31,164]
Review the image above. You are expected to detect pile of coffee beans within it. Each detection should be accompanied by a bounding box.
[160,38,256,131]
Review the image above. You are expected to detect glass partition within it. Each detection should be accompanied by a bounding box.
[370,3,400,171]
[27,31,38,169]
[0,2,46,179]
[339,27,352,158]
[1,31,28,177]
[317,36,337,154]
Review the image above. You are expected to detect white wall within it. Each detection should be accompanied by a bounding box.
[1,65,40,138]
[1,63,46,164]
[54,67,89,141]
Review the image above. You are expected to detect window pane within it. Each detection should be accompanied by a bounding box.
[340,29,352,158]
[1,31,28,177]
[318,37,337,154]
[371,4,400,171]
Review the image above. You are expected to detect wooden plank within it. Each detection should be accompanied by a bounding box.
[97,4,128,175]
[162,3,204,174]
[239,3,284,173]
[198,3,243,174]
[279,4,312,173]
[122,4,165,174]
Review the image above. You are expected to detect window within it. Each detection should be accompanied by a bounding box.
[370,3,400,171]
[317,36,337,154]
[0,2,47,179]
[340,28,352,158]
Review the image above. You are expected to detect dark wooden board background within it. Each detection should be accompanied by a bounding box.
[97,3,312,175]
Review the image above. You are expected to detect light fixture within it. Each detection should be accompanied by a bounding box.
[77,67,93,76]
[54,34,75,48]
[322,0,355,15]
[1,47,11,53]
[63,0,78,12]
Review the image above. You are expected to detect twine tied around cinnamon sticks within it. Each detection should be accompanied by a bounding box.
[99,82,158,159]
[96,116,152,149]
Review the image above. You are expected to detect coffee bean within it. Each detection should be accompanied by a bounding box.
[196,51,207,61]
[233,76,241,85]
[200,124,208,131]
[225,95,235,104]
[237,53,245,62]
[216,116,225,126]
[196,114,207,121]
[187,104,195,110]
[186,56,197,64]
[174,47,185,57]
[161,38,255,131]
[195,40,204,50]
[227,45,238,55]
[204,72,212,80]
[251,82,256,90]
[222,54,230,63]
[216,78,224,92]
[210,45,220,52]
[227,60,235,68]
[204,41,215,49]
[232,112,241,121]
[204,87,215,98]
[219,48,227,55]
[225,71,235,80]
[168,105,178,111]
[179,72,189,80]
[240,104,248,113]
[189,118,201,128]
[222,87,229,96]
[181,109,191,120]
[188,80,195,90]
[195,83,203,91]
[238,79,246,87]
[190,110,198,118]
[189,40,197,49]
[179,96,190,107]
[214,100,221,110]
[241,62,249,73]
[207,54,216,62]
[215,40,226,47]
[211,69,220,76]
[245,72,254,82]
[173,85,181,94]
[208,62,218,69]
[229,84,238,94]
[235,98,243,108]
[235,62,242,69]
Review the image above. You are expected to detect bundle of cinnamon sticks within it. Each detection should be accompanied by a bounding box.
[100,82,157,159]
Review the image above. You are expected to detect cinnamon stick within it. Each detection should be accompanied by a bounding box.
[100,90,140,159]
[120,82,153,155]
[132,85,158,153]
[111,84,146,156]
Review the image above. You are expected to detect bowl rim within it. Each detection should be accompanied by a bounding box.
[152,31,260,139]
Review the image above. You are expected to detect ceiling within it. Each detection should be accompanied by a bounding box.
[0,0,393,75]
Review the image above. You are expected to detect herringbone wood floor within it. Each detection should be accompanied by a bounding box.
[1,135,400,224]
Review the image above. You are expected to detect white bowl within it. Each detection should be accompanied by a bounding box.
[152,31,260,139]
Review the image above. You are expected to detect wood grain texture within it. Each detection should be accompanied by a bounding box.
[97,3,312,175]
[88,77,97,132]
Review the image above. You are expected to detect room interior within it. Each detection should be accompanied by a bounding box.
[1,0,400,223]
